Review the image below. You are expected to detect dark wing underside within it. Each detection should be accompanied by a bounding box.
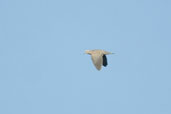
[102,55,108,67]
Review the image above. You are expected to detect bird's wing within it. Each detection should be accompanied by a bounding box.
[102,50,113,55]
[91,53,103,70]
[102,55,108,67]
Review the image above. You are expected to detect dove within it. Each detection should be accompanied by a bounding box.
[85,49,113,70]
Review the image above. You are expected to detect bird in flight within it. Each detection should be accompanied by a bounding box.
[85,49,113,70]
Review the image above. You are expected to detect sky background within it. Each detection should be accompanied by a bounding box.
[0,0,171,114]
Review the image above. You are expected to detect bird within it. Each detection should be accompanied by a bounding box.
[85,49,113,70]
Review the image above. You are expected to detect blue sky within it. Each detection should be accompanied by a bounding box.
[0,0,171,114]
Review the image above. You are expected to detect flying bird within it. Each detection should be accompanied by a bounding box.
[85,49,113,70]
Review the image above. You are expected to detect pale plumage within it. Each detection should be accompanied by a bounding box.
[85,49,113,70]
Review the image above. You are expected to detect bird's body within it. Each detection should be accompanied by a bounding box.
[85,49,113,70]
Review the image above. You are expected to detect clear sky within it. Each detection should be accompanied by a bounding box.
[0,0,171,114]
